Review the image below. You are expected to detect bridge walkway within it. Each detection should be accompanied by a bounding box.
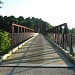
[0,34,75,67]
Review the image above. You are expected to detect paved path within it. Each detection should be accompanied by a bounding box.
[0,34,75,75]
[0,67,75,75]
[0,34,75,67]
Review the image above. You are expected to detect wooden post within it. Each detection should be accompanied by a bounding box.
[25,28,26,32]
[11,25,14,33]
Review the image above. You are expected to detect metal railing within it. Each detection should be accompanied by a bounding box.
[9,23,36,49]
[46,23,75,56]
[9,33,36,48]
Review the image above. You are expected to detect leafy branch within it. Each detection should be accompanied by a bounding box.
[0,0,3,8]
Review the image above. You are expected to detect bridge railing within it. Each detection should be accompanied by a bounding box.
[46,23,75,56]
[9,23,37,49]
[9,33,36,48]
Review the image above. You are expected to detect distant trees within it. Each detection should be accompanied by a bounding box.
[46,22,53,30]
[70,28,75,35]
[0,16,13,32]
[0,15,53,33]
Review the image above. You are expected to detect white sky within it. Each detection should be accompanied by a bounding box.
[0,0,75,29]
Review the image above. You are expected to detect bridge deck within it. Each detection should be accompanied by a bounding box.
[0,34,75,67]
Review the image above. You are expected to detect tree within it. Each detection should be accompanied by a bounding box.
[0,0,3,8]
[46,22,53,30]
[25,17,32,28]
[0,16,5,30]
[0,15,53,33]
[0,30,10,55]
[7,16,16,32]
[17,16,25,25]
[71,28,75,35]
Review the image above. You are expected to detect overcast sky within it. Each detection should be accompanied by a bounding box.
[0,0,75,29]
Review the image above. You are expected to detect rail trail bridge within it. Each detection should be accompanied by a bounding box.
[0,23,75,75]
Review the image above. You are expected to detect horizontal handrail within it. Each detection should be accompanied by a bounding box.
[11,23,34,33]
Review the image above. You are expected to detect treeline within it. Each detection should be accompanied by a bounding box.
[70,28,75,35]
[0,15,53,33]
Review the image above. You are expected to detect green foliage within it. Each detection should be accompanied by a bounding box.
[0,15,53,33]
[0,30,10,55]
[72,28,75,35]
[0,0,3,8]
[70,28,75,35]
[46,22,53,30]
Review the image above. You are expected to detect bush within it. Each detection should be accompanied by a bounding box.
[0,30,10,55]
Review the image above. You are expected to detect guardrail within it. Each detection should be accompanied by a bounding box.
[9,33,37,48]
[9,23,37,49]
[46,23,75,56]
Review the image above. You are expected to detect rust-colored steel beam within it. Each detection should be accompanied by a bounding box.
[11,23,34,33]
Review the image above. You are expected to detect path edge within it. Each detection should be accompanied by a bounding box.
[0,33,39,63]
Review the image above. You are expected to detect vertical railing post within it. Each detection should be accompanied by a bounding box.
[70,34,74,56]
[55,28,56,42]
[57,26,59,44]
[21,27,22,33]
[62,33,64,48]
[59,26,61,47]
[11,24,14,33]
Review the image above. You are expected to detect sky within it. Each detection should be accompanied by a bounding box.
[0,0,75,29]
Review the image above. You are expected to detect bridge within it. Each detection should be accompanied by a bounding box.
[0,23,75,74]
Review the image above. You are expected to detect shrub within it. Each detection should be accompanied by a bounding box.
[0,30,10,55]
